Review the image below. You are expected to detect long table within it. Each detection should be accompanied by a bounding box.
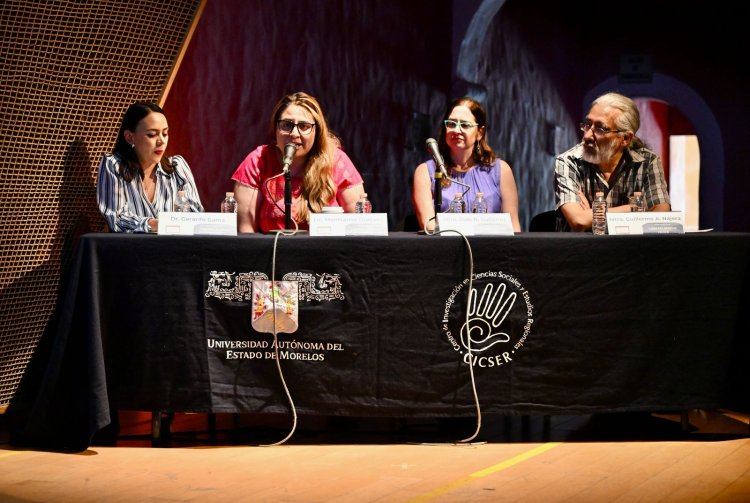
[10,232,750,449]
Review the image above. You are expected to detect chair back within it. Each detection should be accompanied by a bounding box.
[529,210,557,232]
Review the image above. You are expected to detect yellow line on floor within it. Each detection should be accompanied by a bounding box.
[409,442,562,502]
[0,450,24,460]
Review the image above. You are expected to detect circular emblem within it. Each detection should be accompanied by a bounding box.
[442,270,533,368]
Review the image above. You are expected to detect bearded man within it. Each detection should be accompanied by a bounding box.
[554,92,671,231]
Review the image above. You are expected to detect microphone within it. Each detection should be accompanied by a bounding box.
[426,138,471,202]
[281,143,297,230]
[281,143,297,174]
[425,138,449,179]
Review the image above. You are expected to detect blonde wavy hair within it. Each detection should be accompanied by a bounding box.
[269,92,339,223]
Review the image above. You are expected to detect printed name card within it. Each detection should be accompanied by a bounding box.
[606,211,684,235]
[436,213,515,236]
[309,213,389,236]
[157,212,237,236]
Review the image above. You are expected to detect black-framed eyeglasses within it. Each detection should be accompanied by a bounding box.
[444,119,479,131]
[277,120,316,135]
[579,121,625,136]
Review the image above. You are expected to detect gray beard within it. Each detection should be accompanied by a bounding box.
[582,138,618,165]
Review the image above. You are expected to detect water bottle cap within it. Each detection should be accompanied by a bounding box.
[595,191,604,197]
[634,191,642,196]
[476,192,484,197]
[178,190,185,196]
[453,193,462,198]
[226,192,234,197]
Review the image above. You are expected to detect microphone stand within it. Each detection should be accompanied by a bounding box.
[449,175,472,201]
[436,169,472,213]
[284,170,292,230]
[434,169,443,220]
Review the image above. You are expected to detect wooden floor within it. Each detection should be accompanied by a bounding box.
[1,409,749,502]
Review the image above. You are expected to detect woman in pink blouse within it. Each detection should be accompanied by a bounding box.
[231,92,365,233]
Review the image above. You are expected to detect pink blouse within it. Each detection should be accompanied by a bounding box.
[231,144,363,232]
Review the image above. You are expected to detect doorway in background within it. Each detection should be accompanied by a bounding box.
[634,98,700,231]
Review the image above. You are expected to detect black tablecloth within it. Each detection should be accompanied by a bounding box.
[10,232,750,449]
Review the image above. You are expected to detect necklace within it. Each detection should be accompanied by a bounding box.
[451,163,473,174]
[450,155,475,173]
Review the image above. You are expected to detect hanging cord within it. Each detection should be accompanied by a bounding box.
[424,215,482,444]
[260,193,301,446]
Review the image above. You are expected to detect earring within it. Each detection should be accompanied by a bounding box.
[130,143,135,148]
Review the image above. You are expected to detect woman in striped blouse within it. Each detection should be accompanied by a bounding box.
[97,102,203,232]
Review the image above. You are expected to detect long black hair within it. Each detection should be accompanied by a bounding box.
[113,102,174,182]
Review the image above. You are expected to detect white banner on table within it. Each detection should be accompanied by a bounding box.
[436,213,515,236]
[606,211,684,235]
[157,212,237,236]
[309,213,389,236]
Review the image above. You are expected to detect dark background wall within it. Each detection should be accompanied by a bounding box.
[164,0,749,232]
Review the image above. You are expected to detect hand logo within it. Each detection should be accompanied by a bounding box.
[460,282,516,352]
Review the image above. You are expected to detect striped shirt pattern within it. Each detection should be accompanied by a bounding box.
[554,143,670,231]
[97,153,204,233]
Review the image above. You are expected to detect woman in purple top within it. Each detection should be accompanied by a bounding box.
[412,96,520,232]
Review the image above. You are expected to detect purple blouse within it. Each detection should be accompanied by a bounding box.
[426,159,502,212]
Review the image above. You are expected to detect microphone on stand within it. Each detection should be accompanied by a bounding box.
[425,138,449,179]
[424,138,472,213]
[425,138,446,221]
[281,143,297,175]
[282,143,297,229]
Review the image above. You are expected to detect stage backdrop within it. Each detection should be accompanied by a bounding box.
[0,0,204,408]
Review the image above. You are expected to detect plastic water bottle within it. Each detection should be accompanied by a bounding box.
[629,191,646,212]
[354,193,372,213]
[592,191,607,235]
[174,190,190,212]
[221,191,238,213]
[472,192,488,213]
[448,192,466,213]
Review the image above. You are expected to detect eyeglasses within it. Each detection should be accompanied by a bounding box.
[579,121,625,136]
[277,120,316,135]
[444,119,479,131]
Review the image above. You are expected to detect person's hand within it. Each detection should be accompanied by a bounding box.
[148,218,158,232]
[577,191,591,210]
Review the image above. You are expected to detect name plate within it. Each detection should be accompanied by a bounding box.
[436,213,514,236]
[309,213,389,236]
[158,212,237,236]
[606,211,684,235]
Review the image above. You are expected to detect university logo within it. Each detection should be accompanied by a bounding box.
[204,270,346,361]
[204,271,345,302]
[442,270,533,368]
